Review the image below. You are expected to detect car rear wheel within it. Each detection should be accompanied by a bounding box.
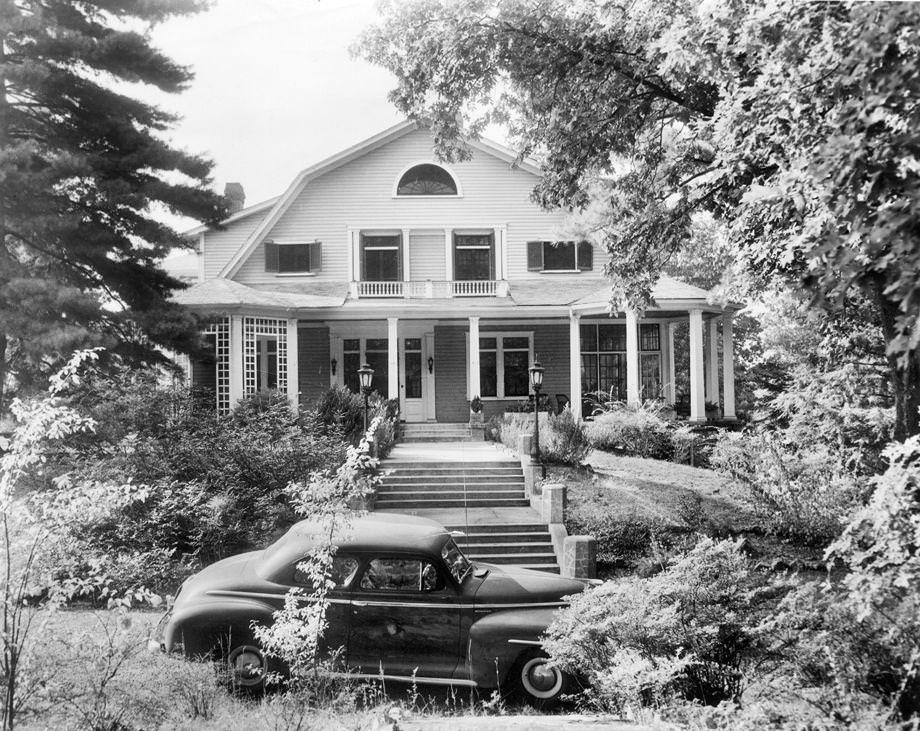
[510,650,569,709]
[225,642,268,695]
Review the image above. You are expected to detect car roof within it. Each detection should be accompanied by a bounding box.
[257,513,451,579]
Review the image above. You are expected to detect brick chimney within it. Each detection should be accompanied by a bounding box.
[223,182,245,214]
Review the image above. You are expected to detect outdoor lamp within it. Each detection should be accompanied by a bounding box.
[529,359,546,477]
[357,363,374,432]
[427,356,434,374]
[330,357,337,375]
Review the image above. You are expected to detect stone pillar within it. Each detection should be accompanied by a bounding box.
[468,315,480,399]
[722,312,737,420]
[387,317,399,401]
[229,315,244,409]
[689,309,706,422]
[286,319,299,409]
[569,312,582,421]
[706,318,719,406]
[666,322,676,405]
[541,483,565,524]
[625,309,640,406]
[562,536,597,579]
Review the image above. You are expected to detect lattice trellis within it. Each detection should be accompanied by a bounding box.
[243,317,288,397]
[204,318,231,414]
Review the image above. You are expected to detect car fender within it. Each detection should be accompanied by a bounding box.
[165,596,277,658]
[467,607,559,688]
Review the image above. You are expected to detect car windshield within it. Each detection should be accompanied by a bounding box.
[442,538,472,584]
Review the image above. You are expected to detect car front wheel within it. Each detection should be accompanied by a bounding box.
[511,650,569,708]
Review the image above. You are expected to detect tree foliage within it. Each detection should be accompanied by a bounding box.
[362,0,920,437]
[0,0,225,411]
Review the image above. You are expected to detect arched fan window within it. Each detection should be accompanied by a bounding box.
[396,164,459,196]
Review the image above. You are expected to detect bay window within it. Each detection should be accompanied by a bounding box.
[581,322,662,401]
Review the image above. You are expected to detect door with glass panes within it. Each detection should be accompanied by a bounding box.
[400,334,432,422]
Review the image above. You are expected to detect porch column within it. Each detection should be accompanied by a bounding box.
[468,316,480,399]
[229,315,244,408]
[706,318,719,406]
[666,322,676,405]
[569,311,582,421]
[625,308,640,406]
[689,309,706,422]
[387,317,399,401]
[444,229,453,281]
[722,312,737,420]
[286,319,299,409]
[402,228,411,282]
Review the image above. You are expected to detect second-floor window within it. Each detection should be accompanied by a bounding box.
[454,231,494,281]
[527,241,593,272]
[264,241,322,274]
[361,232,402,281]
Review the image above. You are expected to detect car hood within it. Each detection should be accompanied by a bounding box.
[471,563,586,606]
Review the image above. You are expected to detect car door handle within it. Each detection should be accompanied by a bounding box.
[352,600,368,607]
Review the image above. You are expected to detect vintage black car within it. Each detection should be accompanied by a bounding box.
[158,513,590,704]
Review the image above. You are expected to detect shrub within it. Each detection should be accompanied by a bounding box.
[497,409,588,465]
[544,537,784,714]
[315,385,366,445]
[565,505,652,568]
[670,425,720,468]
[585,404,673,459]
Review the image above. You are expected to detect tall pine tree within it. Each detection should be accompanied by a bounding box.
[0,0,224,412]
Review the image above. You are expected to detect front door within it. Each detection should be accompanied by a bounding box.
[346,555,462,678]
[400,336,427,422]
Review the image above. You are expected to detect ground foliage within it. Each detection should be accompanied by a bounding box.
[362,0,920,438]
[0,0,226,412]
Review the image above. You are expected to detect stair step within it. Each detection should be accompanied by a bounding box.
[374,498,531,509]
[466,553,558,565]
[457,543,554,555]
[384,462,517,470]
[454,533,552,544]
[445,524,548,534]
[379,482,525,490]
[377,491,525,501]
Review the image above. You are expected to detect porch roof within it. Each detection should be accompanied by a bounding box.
[171,278,347,310]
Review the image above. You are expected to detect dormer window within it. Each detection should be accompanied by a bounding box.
[264,240,321,274]
[396,163,459,196]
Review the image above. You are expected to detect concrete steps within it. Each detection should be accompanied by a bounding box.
[400,423,472,443]
[446,523,560,574]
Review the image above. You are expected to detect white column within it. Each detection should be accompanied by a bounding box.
[468,316,480,399]
[706,318,719,405]
[402,228,411,282]
[286,319,299,408]
[444,228,453,281]
[229,315,244,408]
[666,322,676,405]
[569,312,582,421]
[689,309,706,422]
[722,312,737,420]
[625,309,640,406]
[387,317,399,401]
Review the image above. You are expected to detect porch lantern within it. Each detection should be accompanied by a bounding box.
[529,359,546,476]
[358,363,374,432]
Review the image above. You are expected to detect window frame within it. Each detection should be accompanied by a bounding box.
[467,331,534,400]
[360,230,403,282]
[453,230,495,281]
[527,240,593,273]
[391,161,463,198]
[580,321,663,402]
[264,240,321,276]
[356,555,452,594]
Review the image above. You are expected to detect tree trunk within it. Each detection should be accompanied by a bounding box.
[876,288,920,441]
[0,334,6,417]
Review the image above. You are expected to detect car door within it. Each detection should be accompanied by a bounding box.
[347,554,462,679]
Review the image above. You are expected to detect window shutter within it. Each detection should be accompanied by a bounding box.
[264,241,279,272]
[309,241,322,272]
[577,241,593,271]
[527,241,543,271]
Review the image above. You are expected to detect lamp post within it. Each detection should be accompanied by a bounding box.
[529,359,545,477]
[357,363,374,432]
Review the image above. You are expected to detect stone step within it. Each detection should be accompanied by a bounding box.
[377,490,525,501]
[382,471,523,479]
[445,524,548,534]
[383,462,518,470]
[456,542,555,555]
[464,553,558,565]
[378,482,525,491]
[453,532,551,544]
[402,436,473,443]
[373,498,531,509]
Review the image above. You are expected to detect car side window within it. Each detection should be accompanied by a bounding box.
[359,558,444,592]
[293,555,358,588]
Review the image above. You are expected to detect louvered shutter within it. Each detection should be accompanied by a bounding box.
[264,241,279,272]
[526,241,543,271]
[309,241,322,272]
[577,241,593,271]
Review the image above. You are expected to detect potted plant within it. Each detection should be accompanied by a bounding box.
[469,395,484,426]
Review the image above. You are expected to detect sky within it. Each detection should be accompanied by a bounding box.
[148,0,404,220]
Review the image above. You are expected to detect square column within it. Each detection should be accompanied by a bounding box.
[402,228,411,282]
[229,315,244,408]
[468,316,480,399]
[706,318,719,406]
[666,322,676,405]
[387,317,399,400]
[625,309,640,406]
[569,312,582,421]
[286,319,300,409]
[689,309,706,422]
[722,312,737,420]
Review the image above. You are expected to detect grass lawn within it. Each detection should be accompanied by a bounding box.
[547,449,824,574]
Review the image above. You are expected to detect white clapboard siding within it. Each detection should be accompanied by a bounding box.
[229,128,605,286]
[202,211,270,280]
[409,230,446,281]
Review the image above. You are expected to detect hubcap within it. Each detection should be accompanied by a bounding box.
[229,645,265,687]
[520,657,564,699]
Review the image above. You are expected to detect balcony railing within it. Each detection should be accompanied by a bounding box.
[352,280,508,299]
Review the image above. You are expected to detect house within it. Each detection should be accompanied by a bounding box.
[173,121,738,423]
